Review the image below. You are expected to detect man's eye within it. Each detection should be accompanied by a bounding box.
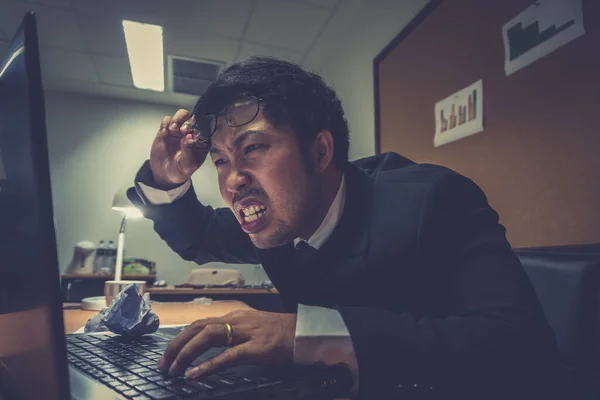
[214,159,227,166]
[244,144,263,154]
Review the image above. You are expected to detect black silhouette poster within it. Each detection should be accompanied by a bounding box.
[502,0,585,76]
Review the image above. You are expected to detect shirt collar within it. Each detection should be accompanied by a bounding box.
[293,174,346,250]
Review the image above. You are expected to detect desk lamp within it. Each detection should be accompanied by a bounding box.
[111,185,143,281]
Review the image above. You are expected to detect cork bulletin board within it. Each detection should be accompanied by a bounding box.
[374,0,600,248]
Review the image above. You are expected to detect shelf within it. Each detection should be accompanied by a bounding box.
[61,274,156,280]
[147,286,278,295]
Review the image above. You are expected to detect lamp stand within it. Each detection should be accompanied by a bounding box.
[114,215,127,282]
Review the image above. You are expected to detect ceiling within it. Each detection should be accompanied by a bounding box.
[0,0,362,106]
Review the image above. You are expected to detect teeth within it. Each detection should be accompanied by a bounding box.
[241,205,266,217]
[243,208,266,223]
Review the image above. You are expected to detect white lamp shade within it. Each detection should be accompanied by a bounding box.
[112,185,142,218]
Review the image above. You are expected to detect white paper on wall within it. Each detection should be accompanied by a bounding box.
[434,79,484,148]
[502,0,585,76]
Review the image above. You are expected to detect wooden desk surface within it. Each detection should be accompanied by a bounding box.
[63,301,252,334]
[147,286,279,295]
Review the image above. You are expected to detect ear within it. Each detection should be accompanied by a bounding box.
[311,130,335,172]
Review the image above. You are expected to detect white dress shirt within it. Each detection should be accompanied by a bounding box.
[138,175,359,395]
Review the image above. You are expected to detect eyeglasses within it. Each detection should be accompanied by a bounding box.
[192,96,261,143]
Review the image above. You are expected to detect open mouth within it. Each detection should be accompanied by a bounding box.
[240,204,267,223]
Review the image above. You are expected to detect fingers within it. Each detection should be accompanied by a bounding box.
[158,318,220,372]
[180,115,196,135]
[168,323,234,376]
[157,109,192,138]
[168,109,191,134]
[157,116,172,137]
[186,343,252,380]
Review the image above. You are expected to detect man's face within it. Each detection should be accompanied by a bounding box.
[209,109,319,249]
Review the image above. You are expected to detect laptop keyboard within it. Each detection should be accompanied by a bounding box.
[66,334,273,399]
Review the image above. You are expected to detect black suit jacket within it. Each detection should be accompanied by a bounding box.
[131,152,560,399]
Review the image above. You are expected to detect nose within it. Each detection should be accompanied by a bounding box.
[225,163,251,196]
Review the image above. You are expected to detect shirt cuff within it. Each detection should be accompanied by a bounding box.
[293,304,359,395]
[136,180,191,205]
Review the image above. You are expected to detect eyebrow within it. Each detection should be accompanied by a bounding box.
[209,130,265,155]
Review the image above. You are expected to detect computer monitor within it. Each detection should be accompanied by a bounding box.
[0,11,71,399]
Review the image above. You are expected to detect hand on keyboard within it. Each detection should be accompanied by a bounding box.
[158,310,297,379]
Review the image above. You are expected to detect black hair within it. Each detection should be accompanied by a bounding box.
[192,56,350,169]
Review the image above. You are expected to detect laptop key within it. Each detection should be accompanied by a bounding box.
[145,389,177,400]
[122,389,142,398]
[104,367,124,374]
[99,377,119,386]
[163,383,198,395]
[136,383,160,392]
[131,367,150,374]
[128,378,150,386]
[204,375,235,387]
[187,380,215,391]
[117,375,141,384]
[138,370,161,378]
[113,384,131,392]
[138,360,155,367]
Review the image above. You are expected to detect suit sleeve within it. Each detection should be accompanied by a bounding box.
[335,173,560,399]
[128,160,258,265]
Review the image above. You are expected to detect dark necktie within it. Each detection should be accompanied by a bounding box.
[295,240,318,255]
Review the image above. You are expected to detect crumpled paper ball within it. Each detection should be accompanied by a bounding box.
[84,283,159,335]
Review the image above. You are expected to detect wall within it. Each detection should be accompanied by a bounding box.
[307,0,429,161]
[376,0,600,247]
[44,91,268,285]
[42,1,433,284]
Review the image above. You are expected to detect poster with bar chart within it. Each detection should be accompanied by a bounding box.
[434,79,483,148]
[502,0,585,76]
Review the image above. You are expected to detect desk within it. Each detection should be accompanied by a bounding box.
[147,286,284,312]
[61,274,157,302]
[62,301,252,334]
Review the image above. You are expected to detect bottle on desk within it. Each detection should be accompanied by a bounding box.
[94,240,112,275]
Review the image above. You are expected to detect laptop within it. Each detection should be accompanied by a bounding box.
[0,11,352,400]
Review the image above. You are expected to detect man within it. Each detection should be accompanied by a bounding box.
[131,57,559,399]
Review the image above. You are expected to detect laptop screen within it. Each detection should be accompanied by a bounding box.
[0,11,70,400]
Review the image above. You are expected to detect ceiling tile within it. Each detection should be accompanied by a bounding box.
[92,55,133,87]
[166,0,254,40]
[1,2,88,51]
[73,0,118,14]
[76,7,128,56]
[287,0,338,10]
[237,41,303,64]
[40,47,100,83]
[245,0,331,53]
[36,6,87,50]
[0,1,32,41]
[0,41,10,62]
[113,0,169,27]
[18,0,73,8]
[164,27,239,65]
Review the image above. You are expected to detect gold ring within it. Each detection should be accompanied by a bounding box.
[224,323,233,346]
